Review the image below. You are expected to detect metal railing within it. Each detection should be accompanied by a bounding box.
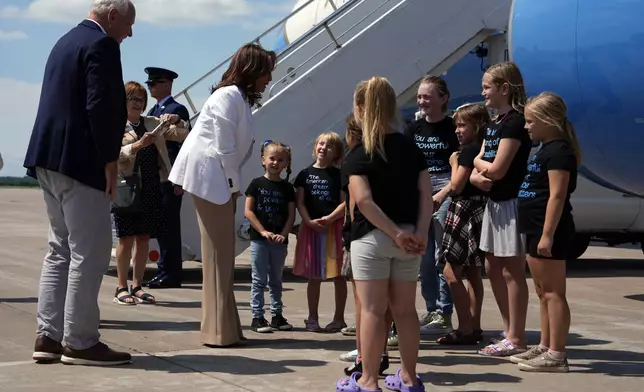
[172,0,359,123]
[267,0,394,99]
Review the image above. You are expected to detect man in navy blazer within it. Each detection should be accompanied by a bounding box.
[23,0,136,366]
[144,67,190,288]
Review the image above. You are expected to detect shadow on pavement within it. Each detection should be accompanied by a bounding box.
[127,353,327,375]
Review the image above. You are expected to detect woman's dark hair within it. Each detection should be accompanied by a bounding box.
[210,43,277,107]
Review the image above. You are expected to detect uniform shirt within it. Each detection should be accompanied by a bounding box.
[294,165,342,220]
[518,140,577,234]
[481,110,532,201]
[245,176,296,243]
[343,133,429,241]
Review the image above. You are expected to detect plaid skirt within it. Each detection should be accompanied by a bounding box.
[439,196,487,267]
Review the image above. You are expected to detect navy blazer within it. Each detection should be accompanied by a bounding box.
[24,20,127,192]
[148,97,190,164]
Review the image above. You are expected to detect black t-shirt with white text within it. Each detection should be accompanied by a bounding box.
[294,165,342,220]
[245,176,296,243]
[453,141,487,200]
[481,110,531,201]
[517,140,577,234]
[404,116,458,188]
[343,132,429,241]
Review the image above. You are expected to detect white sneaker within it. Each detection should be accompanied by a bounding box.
[339,348,359,362]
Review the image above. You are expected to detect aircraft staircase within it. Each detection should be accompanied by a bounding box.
[115,0,513,261]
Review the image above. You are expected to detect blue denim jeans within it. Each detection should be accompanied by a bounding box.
[250,240,288,319]
[419,197,453,315]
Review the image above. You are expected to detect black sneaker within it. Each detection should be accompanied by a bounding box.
[251,317,273,333]
[343,355,389,376]
[270,314,294,331]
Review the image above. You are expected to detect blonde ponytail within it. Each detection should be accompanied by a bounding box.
[563,119,582,166]
[357,77,398,161]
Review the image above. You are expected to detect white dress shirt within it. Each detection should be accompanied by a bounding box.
[169,85,255,205]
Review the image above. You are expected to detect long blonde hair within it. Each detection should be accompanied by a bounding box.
[354,76,398,161]
[485,62,527,114]
[525,92,582,166]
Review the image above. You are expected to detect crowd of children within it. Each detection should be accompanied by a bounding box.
[242,61,580,391]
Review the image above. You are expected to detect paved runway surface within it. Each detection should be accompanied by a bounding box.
[1,188,643,391]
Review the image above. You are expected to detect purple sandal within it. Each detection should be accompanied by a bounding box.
[337,372,382,392]
[384,369,425,392]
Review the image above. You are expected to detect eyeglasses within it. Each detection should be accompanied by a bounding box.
[127,96,145,104]
[263,139,290,150]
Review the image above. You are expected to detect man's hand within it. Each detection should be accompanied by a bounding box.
[173,185,184,196]
[160,113,180,125]
[105,161,118,201]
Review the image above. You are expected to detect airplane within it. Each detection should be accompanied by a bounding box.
[113,0,644,264]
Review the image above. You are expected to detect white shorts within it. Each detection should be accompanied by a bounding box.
[350,225,421,281]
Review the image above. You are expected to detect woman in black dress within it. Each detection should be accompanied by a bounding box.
[113,81,189,306]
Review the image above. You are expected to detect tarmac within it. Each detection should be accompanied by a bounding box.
[1,187,643,392]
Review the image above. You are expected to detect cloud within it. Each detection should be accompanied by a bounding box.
[0,78,41,176]
[0,0,293,27]
[0,29,28,41]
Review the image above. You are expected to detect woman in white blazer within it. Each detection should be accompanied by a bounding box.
[169,43,276,347]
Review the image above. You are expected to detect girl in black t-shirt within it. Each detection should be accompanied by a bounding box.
[513,92,581,373]
[339,110,391,377]
[244,141,296,333]
[337,77,431,392]
[472,62,530,357]
[293,131,348,334]
[436,103,490,346]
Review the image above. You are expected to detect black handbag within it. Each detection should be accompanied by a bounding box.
[111,155,142,215]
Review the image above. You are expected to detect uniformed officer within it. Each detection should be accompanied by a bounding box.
[144,67,190,289]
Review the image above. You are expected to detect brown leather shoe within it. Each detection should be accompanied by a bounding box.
[33,335,63,362]
[61,342,131,366]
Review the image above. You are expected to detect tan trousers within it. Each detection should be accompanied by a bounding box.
[192,195,244,346]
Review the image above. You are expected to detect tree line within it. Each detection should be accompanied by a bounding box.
[0,176,40,188]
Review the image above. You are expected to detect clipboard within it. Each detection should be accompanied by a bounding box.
[151,120,170,137]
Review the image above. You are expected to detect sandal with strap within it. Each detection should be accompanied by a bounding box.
[113,287,136,306]
[436,330,478,345]
[305,319,322,332]
[130,285,156,304]
[325,320,348,333]
[478,338,526,357]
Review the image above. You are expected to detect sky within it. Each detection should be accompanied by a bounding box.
[0,0,297,176]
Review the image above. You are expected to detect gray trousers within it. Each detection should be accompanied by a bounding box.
[35,168,112,350]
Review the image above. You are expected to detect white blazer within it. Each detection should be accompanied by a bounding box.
[168,85,255,205]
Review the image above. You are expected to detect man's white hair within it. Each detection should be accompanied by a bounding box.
[90,0,131,15]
